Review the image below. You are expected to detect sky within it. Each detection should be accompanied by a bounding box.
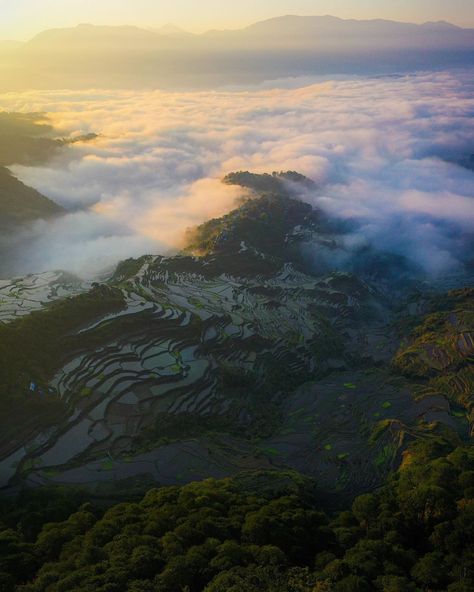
[1,0,473,40]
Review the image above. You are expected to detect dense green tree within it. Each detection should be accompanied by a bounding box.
[0,443,469,592]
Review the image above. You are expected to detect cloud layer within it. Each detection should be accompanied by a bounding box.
[0,69,473,277]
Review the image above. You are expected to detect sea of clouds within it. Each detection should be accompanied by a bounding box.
[0,69,473,277]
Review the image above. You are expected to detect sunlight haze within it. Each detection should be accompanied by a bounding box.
[1,0,473,40]
[0,1,473,588]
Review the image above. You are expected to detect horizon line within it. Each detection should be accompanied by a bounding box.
[2,13,473,44]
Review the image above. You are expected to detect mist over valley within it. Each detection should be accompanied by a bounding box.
[0,8,473,592]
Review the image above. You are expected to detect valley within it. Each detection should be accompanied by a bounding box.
[0,30,472,585]
[0,173,471,506]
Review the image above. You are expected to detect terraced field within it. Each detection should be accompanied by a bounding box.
[0,251,392,491]
[261,369,466,501]
[0,182,471,500]
[0,271,88,324]
[393,287,474,435]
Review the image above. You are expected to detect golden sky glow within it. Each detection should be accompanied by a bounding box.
[0,0,473,40]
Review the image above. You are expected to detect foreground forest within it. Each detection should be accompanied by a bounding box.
[0,440,473,591]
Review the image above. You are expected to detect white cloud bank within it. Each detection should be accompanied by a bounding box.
[1,69,473,277]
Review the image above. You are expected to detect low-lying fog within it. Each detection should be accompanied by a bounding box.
[1,69,473,277]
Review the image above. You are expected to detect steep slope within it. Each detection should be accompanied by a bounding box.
[0,166,63,233]
[0,112,97,272]
[0,172,470,501]
[393,288,474,434]
[0,254,472,591]
[184,171,318,262]
[0,113,65,271]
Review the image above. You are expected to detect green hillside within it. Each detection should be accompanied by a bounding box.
[0,171,472,591]
[0,112,97,237]
[393,288,474,434]
[0,166,63,232]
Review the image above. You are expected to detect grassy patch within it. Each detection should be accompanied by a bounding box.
[101,459,114,471]
[374,444,396,468]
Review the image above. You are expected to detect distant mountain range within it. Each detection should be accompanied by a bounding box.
[0,16,472,89]
[17,16,474,51]
[204,15,473,47]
